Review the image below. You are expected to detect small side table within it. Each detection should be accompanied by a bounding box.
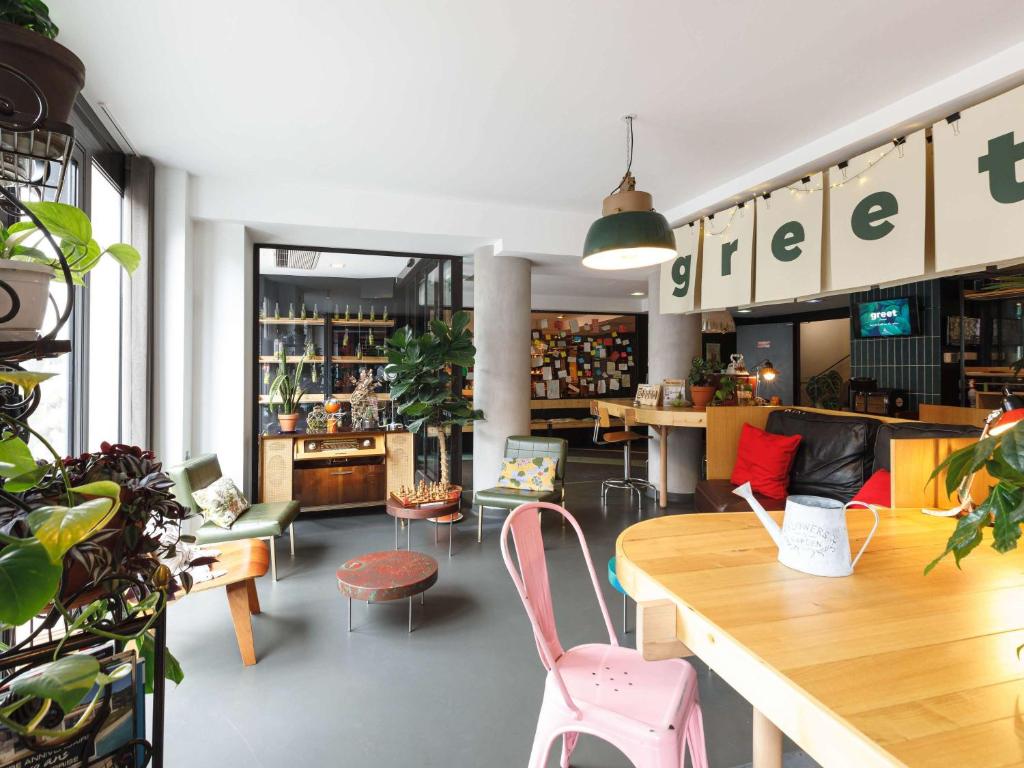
[386,497,461,557]
[336,551,438,633]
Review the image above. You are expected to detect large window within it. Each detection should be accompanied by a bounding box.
[85,162,124,447]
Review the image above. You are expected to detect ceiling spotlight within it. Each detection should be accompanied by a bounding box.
[630,291,646,297]
[736,308,753,314]
[556,315,565,320]
[582,115,676,270]
[804,298,822,304]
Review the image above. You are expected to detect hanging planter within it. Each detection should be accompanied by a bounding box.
[0,259,51,340]
[0,12,85,128]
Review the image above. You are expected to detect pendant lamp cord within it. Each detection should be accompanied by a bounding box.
[609,115,635,196]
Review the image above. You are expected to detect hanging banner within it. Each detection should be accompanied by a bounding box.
[699,204,754,311]
[826,130,927,291]
[755,173,824,303]
[659,222,700,314]
[934,83,1024,272]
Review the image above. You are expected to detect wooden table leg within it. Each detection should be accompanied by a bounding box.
[752,708,782,768]
[246,578,261,615]
[636,600,691,661]
[658,426,669,509]
[226,580,257,666]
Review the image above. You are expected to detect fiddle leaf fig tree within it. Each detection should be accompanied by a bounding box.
[384,310,484,488]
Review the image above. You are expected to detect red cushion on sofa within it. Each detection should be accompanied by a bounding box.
[730,423,802,499]
[851,468,891,507]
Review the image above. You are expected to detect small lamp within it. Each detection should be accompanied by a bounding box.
[754,359,777,401]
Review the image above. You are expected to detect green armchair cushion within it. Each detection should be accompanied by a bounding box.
[169,453,299,544]
[474,436,568,510]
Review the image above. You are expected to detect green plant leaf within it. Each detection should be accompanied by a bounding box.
[9,655,100,715]
[70,480,122,501]
[103,243,141,274]
[990,484,1024,553]
[0,541,62,625]
[925,504,990,574]
[0,370,56,394]
[27,498,118,563]
[999,423,1024,473]
[138,632,185,694]
[23,202,91,245]
[0,435,38,480]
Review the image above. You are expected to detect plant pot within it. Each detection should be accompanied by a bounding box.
[0,261,53,341]
[690,385,715,409]
[0,22,85,127]
[277,412,300,432]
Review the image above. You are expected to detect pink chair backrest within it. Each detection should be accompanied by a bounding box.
[500,502,619,713]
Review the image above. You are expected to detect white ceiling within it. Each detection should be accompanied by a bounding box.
[51,0,1024,214]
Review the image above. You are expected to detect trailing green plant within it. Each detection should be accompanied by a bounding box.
[1,202,140,286]
[0,373,197,740]
[385,310,484,487]
[925,420,1024,573]
[0,0,58,39]
[713,375,736,404]
[805,370,843,409]
[688,356,716,388]
[267,344,308,414]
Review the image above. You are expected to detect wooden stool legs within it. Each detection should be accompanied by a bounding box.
[226,578,258,666]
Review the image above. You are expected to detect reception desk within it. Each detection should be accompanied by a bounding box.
[260,429,414,511]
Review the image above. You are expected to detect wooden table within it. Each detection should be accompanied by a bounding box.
[598,398,707,508]
[336,550,438,633]
[186,539,270,666]
[616,508,1024,768]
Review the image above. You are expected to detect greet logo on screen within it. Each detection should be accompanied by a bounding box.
[857,298,913,338]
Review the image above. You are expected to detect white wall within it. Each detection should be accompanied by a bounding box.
[799,318,852,406]
[190,220,252,488]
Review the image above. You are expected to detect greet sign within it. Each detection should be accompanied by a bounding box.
[699,204,754,312]
[827,130,927,292]
[754,172,824,303]
[660,222,700,313]
[934,83,1024,273]
[656,83,1024,316]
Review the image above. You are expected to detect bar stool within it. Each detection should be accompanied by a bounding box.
[592,402,658,509]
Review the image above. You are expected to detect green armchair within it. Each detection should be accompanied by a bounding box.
[169,454,300,581]
[474,436,568,543]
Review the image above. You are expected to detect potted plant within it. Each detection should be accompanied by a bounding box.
[267,345,308,432]
[385,310,484,491]
[688,356,717,409]
[713,375,737,406]
[0,0,84,126]
[805,370,843,410]
[0,202,140,340]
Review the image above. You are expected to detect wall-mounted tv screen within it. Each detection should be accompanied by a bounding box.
[856,297,916,338]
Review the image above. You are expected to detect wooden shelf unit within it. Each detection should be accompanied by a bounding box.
[259,317,326,325]
[258,392,393,405]
[330,319,395,328]
[335,355,387,364]
[258,355,325,364]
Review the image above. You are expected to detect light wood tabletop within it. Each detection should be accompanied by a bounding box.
[595,398,707,509]
[616,508,1024,768]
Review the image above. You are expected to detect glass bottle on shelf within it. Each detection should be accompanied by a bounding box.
[288,302,295,320]
[342,329,349,354]
[369,305,375,322]
[382,305,388,322]
[313,303,319,319]
[357,305,363,322]
[260,297,267,319]
[344,304,350,321]
[333,303,340,321]
[262,364,270,387]
[368,328,375,349]
[356,344,362,360]
[274,302,280,319]
[300,303,307,320]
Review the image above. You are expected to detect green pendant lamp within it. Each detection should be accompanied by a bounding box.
[583,115,676,270]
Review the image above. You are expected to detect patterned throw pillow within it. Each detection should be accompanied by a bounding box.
[192,477,249,529]
[497,457,558,492]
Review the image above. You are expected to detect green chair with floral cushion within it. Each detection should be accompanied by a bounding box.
[474,436,568,543]
[169,454,299,581]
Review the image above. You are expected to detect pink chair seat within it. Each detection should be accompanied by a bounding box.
[553,644,698,730]
[501,501,707,768]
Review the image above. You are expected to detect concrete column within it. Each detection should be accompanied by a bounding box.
[647,270,703,498]
[472,245,531,491]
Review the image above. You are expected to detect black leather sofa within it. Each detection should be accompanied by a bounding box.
[695,409,981,513]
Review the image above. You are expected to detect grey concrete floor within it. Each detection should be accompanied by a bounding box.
[163,457,816,767]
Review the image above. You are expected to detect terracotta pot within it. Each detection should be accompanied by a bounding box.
[277,412,300,432]
[0,261,53,341]
[690,385,716,409]
[0,22,85,127]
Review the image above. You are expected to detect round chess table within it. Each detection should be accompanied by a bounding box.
[386,497,461,557]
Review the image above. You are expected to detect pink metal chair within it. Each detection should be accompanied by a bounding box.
[501,502,708,768]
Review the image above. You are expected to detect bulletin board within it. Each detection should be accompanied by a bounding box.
[530,314,639,400]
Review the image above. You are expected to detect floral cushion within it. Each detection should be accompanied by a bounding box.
[192,477,249,529]
[497,457,558,492]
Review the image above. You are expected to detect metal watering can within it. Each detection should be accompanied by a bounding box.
[732,482,880,577]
